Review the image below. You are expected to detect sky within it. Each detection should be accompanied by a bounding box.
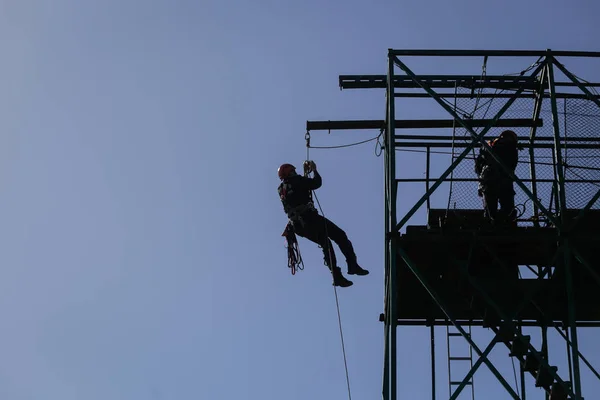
[0,0,599,399]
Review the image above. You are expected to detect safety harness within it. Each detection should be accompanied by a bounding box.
[281,198,318,275]
[281,162,316,275]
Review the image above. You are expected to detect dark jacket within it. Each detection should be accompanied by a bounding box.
[278,171,322,217]
[475,138,518,195]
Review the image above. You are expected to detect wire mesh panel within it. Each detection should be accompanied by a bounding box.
[446,86,600,223]
[562,97,600,210]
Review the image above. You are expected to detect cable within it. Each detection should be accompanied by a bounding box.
[566,166,600,188]
[511,357,520,398]
[302,136,352,400]
[557,59,600,97]
[375,129,384,157]
[309,138,600,173]
[470,55,488,118]
[309,135,380,149]
[564,161,600,173]
[306,129,383,157]
[446,82,459,217]
[312,188,353,400]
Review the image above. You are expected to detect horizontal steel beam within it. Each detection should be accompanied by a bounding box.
[396,178,600,184]
[395,141,599,149]
[395,134,600,142]
[306,118,542,131]
[378,316,600,328]
[340,74,600,90]
[340,74,544,90]
[388,49,600,58]
[394,92,600,100]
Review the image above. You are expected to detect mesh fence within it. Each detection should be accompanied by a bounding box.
[448,88,600,223]
[561,97,600,209]
[444,85,600,223]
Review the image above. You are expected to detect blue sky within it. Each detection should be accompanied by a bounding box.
[1,0,599,399]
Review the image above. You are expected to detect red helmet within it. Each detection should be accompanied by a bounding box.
[278,163,296,180]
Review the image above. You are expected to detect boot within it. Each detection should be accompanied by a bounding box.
[332,267,353,287]
[348,262,369,276]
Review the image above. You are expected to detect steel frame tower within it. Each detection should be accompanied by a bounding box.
[306,49,600,400]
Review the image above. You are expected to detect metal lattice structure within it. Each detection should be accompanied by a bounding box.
[306,49,600,400]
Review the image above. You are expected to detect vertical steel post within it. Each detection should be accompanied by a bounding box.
[386,49,399,400]
[566,328,574,385]
[520,351,527,400]
[547,54,582,399]
[383,98,390,400]
[542,326,549,400]
[547,57,568,214]
[431,325,436,400]
[426,146,431,214]
[446,325,451,398]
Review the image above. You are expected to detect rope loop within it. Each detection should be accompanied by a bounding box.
[283,223,304,275]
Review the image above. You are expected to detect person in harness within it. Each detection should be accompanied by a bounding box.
[474,130,520,225]
[278,161,369,287]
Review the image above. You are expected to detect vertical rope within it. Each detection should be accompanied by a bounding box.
[446,82,459,218]
[305,132,352,400]
[511,357,520,398]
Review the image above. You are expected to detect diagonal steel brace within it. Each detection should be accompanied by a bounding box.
[391,56,560,231]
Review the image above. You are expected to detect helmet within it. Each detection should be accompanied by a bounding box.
[500,130,517,142]
[278,163,296,180]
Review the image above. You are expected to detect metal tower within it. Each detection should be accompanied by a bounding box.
[306,49,600,400]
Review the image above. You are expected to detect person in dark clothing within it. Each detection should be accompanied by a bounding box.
[474,130,520,225]
[277,161,368,287]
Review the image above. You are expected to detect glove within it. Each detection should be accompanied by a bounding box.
[304,160,317,174]
[303,161,311,174]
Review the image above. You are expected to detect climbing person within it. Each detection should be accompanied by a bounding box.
[474,129,520,225]
[277,161,369,287]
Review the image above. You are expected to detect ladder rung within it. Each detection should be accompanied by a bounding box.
[449,357,472,361]
[448,333,470,337]
[450,381,473,386]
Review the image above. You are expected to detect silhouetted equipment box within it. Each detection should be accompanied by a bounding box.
[427,208,490,230]
[395,208,600,326]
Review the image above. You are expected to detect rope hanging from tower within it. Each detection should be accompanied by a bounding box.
[281,128,352,400]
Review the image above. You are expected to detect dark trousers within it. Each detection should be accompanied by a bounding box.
[482,187,515,222]
[292,212,357,270]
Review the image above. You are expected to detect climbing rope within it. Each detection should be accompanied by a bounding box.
[446,81,459,216]
[304,130,353,400]
[511,356,521,398]
[282,223,304,275]
[313,190,353,400]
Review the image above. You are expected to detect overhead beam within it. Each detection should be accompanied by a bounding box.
[394,93,600,99]
[339,74,600,90]
[340,75,536,90]
[395,141,599,149]
[377,317,600,328]
[388,49,600,57]
[395,178,600,184]
[306,118,542,131]
[395,134,600,142]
